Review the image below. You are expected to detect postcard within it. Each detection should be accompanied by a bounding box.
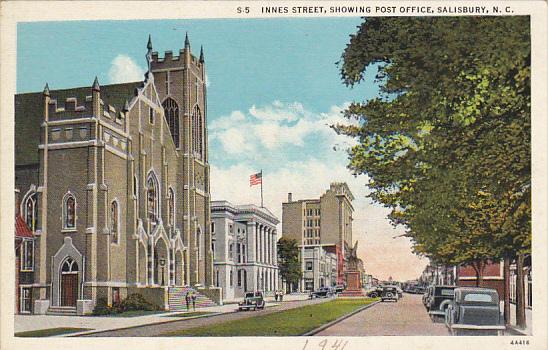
[1,1,546,350]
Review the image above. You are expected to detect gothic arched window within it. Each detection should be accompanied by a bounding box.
[110,200,119,243]
[162,98,180,148]
[63,193,76,230]
[168,188,175,227]
[24,193,38,231]
[61,257,78,273]
[147,174,159,224]
[192,106,203,159]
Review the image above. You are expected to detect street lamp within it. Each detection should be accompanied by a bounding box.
[159,258,166,286]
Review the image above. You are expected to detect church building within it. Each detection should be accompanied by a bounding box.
[14,34,220,315]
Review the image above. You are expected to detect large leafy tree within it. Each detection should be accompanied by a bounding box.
[276,237,302,292]
[336,16,530,322]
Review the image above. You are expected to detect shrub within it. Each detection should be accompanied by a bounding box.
[116,293,160,312]
[92,293,159,315]
[92,297,114,316]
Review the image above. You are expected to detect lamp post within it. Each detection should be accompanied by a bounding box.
[159,258,166,286]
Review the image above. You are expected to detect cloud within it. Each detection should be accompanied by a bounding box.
[210,101,357,155]
[108,54,145,84]
[209,102,428,281]
[205,74,211,88]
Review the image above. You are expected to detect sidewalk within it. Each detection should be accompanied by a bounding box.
[15,303,244,336]
[507,303,532,335]
[14,294,311,337]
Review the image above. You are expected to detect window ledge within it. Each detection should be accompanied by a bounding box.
[61,228,77,233]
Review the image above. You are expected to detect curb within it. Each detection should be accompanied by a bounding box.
[67,310,236,337]
[301,300,381,336]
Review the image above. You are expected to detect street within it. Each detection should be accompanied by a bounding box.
[316,294,449,336]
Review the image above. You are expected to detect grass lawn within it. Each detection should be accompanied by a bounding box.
[15,327,92,337]
[164,311,214,318]
[160,298,376,337]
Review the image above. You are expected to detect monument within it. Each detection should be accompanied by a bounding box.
[341,241,366,297]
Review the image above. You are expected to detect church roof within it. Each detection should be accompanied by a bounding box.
[15,215,34,239]
[15,81,142,166]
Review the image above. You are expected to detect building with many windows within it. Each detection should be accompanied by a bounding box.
[282,182,355,288]
[14,35,219,315]
[211,201,279,301]
[301,245,337,291]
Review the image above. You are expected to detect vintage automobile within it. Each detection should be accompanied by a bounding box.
[381,286,399,302]
[309,287,333,299]
[445,287,505,335]
[238,291,266,311]
[396,286,404,299]
[422,286,433,307]
[366,286,383,298]
[334,285,345,294]
[425,285,457,317]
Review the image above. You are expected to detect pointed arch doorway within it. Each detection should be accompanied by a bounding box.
[60,257,79,307]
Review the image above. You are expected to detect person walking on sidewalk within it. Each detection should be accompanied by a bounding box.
[275,291,279,302]
[185,292,190,311]
[191,293,197,311]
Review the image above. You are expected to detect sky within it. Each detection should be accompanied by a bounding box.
[17,18,427,281]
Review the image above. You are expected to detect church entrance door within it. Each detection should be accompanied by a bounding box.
[60,257,79,307]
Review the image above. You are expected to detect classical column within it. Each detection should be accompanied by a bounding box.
[272,230,276,266]
[266,228,270,265]
[263,226,267,264]
[259,224,263,263]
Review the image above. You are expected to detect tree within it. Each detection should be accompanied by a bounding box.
[277,237,302,292]
[336,17,530,325]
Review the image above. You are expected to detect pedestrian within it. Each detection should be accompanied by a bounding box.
[185,292,190,311]
[279,290,284,302]
[274,291,279,302]
[191,292,197,311]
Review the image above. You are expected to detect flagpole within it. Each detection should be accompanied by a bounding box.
[260,169,264,208]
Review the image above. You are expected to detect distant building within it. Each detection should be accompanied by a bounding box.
[282,183,354,287]
[211,201,279,301]
[457,261,505,301]
[301,245,338,291]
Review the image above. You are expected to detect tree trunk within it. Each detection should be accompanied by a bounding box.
[503,256,511,326]
[472,263,480,287]
[516,254,526,329]
[472,261,484,287]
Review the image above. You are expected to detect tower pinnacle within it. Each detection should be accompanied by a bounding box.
[147,34,152,51]
[199,45,204,63]
[43,83,50,96]
[185,32,190,49]
[92,76,100,91]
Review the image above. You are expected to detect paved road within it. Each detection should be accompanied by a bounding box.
[81,297,330,337]
[316,294,450,336]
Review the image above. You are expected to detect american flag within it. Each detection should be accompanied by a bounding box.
[249,172,262,186]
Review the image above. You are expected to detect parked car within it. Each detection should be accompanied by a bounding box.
[367,286,383,298]
[334,285,345,294]
[425,285,457,317]
[414,286,427,294]
[422,286,433,307]
[445,287,505,335]
[381,286,399,302]
[238,291,265,311]
[309,287,333,299]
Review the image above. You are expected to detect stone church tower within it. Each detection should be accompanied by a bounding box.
[149,34,213,287]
